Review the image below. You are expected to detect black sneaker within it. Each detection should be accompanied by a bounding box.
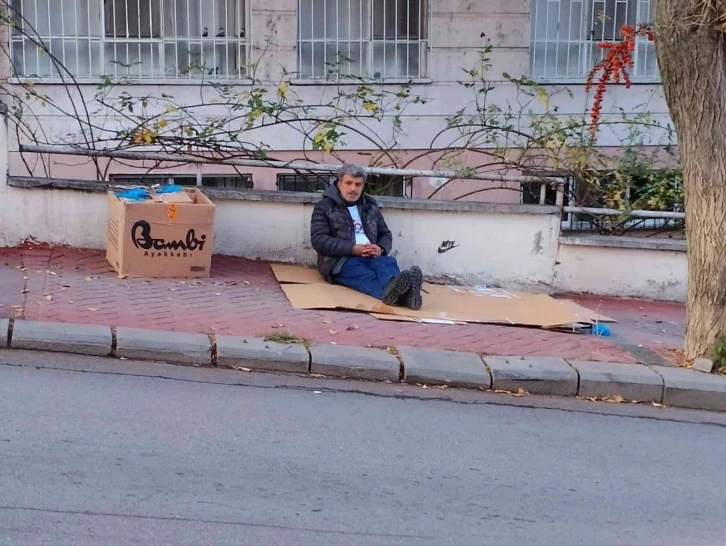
[381,273,412,306]
[404,266,423,311]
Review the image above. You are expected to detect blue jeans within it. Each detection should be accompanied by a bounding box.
[333,256,402,300]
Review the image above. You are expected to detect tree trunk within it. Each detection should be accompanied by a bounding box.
[655,0,726,358]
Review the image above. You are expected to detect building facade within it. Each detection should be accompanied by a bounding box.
[1,0,672,203]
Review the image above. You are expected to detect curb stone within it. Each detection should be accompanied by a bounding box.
[653,366,726,412]
[570,360,664,403]
[3,319,726,413]
[1,319,8,347]
[399,346,491,389]
[484,356,578,396]
[115,327,212,366]
[310,344,400,381]
[217,336,309,374]
[11,320,112,356]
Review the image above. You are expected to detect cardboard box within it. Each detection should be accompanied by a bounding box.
[106,188,215,278]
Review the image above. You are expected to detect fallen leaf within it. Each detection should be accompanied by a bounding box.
[322,319,332,324]
[88,308,98,311]
[49,271,57,276]
[310,374,326,379]
[117,274,128,280]
[434,385,449,390]
[68,301,74,304]
[119,357,127,361]
[651,402,665,408]
[346,325,359,331]
[603,395,625,403]
[215,293,221,296]
[242,281,250,285]
[330,342,337,345]
[21,289,28,294]
[44,295,53,301]
[18,267,27,272]
[314,391,322,394]
[12,306,23,311]
[84,276,93,282]
[0,304,4,307]
[329,330,338,335]
[23,276,28,281]
[234,366,252,372]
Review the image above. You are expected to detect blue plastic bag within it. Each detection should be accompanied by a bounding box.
[156,185,184,195]
[115,188,150,202]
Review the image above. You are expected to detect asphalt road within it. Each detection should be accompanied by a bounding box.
[1,351,725,545]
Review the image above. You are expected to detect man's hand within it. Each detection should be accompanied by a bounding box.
[361,244,383,258]
[352,244,367,257]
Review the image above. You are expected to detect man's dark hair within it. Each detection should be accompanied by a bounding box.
[337,164,368,183]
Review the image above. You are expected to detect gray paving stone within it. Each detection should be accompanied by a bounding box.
[693,358,715,374]
[217,336,309,374]
[399,346,491,389]
[484,356,578,396]
[11,321,112,356]
[653,366,726,411]
[310,344,400,381]
[570,361,664,403]
[116,327,211,366]
[0,319,9,347]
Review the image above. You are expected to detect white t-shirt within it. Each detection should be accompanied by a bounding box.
[348,206,371,245]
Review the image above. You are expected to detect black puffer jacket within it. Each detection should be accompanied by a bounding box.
[310,185,393,281]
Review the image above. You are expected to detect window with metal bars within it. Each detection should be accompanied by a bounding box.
[298,0,427,80]
[8,0,248,81]
[277,173,410,197]
[109,173,253,189]
[529,0,658,82]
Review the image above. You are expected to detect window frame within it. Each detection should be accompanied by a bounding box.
[296,0,430,82]
[8,0,251,84]
[528,0,660,84]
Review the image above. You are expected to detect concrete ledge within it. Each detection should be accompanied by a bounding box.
[653,367,726,412]
[11,321,112,356]
[571,360,664,403]
[310,344,400,381]
[399,346,491,389]
[8,176,560,215]
[115,327,212,366]
[1,319,9,347]
[484,356,578,396]
[559,235,687,252]
[216,336,309,374]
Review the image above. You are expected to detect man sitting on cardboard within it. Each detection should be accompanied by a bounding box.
[311,165,423,310]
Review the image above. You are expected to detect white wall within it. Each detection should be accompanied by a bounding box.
[0,170,688,301]
[554,242,687,301]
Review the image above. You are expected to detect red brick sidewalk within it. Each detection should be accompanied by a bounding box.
[0,246,686,363]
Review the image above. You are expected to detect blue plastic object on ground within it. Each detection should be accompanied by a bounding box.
[156,185,184,194]
[115,188,150,202]
[590,323,611,337]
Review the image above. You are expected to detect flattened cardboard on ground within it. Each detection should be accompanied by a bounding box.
[273,264,612,328]
[106,188,215,278]
[271,264,326,284]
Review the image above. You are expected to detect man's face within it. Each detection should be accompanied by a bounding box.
[337,174,365,204]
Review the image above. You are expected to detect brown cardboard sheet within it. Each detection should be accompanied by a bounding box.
[273,265,611,329]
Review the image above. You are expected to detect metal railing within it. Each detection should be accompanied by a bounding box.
[8,0,248,81]
[297,0,427,80]
[529,0,658,82]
